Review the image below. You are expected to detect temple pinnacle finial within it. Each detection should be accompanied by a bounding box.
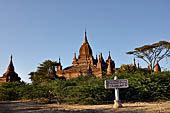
[11,54,13,60]
[156,60,158,64]
[59,57,61,64]
[84,29,88,43]
[57,57,62,71]
[133,57,136,67]
[7,54,14,72]
[96,54,98,60]
[73,52,77,60]
[107,51,111,61]
[10,54,13,65]
[108,51,111,59]
[138,62,140,69]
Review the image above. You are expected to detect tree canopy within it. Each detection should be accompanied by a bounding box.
[127,41,170,71]
[29,60,58,83]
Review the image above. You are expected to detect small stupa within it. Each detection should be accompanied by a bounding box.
[0,55,21,82]
[154,60,161,72]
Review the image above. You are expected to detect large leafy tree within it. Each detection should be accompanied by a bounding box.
[29,60,58,83]
[127,41,170,71]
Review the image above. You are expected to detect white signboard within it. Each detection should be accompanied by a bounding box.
[105,79,128,89]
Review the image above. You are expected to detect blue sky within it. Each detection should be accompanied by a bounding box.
[0,0,170,83]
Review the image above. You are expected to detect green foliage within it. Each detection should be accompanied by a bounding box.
[29,60,58,83]
[63,77,114,104]
[0,72,170,104]
[0,82,52,101]
[118,72,170,101]
[119,64,136,73]
[116,64,150,75]
[0,82,25,100]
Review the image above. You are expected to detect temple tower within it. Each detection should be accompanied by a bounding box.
[137,62,140,69]
[77,30,94,65]
[106,51,115,75]
[99,53,104,64]
[72,53,78,66]
[97,55,102,70]
[107,58,113,75]
[133,58,136,68]
[106,51,115,68]
[57,58,62,71]
[154,60,161,72]
[56,30,115,79]
[2,55,21,82]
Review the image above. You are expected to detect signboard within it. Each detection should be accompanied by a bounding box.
[105,79,128,89]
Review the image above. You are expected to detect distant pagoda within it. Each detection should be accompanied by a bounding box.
[154,60,161,72]
[0,55,21,83]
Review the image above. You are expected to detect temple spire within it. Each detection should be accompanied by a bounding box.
[133,57,136,67]
[10,55,13,65]
[84,29,88,43]
[7,55,14,71]
[108,51,111,60]
[154,60,161,72]
[74,53,77,59]
[11,55,12,61]
[138,62,140,69]
[107,59,113,75]
[57,58,62,71]
[58,57,62,66]
[96,54,98,61]
[2,55,21,82]
[59,58,61,64]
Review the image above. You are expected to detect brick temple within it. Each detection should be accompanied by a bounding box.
[56,31,115,79]
[0,55,21,84]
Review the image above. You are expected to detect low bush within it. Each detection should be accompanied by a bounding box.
[0,72,169,104]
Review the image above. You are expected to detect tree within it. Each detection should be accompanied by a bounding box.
[120,64,136,73]
[127,41,170,71]
[29,60,58,83]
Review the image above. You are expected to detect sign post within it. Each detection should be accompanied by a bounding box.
[104,76,128,108]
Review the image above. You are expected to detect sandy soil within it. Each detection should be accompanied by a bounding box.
[0,100,170,113]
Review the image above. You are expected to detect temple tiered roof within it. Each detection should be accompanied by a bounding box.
[56,30,115,79]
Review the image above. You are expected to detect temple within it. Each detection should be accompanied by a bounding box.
[154,60,161,72]
[0,55,21,84]
[56,31,115,79]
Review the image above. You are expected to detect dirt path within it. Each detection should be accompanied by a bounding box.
[0,100,170,113]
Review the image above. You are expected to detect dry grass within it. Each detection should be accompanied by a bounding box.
[0,100,170,113]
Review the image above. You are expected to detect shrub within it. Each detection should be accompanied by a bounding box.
[0,72,169,104]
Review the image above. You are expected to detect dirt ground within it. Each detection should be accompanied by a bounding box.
[0,100,170,113]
